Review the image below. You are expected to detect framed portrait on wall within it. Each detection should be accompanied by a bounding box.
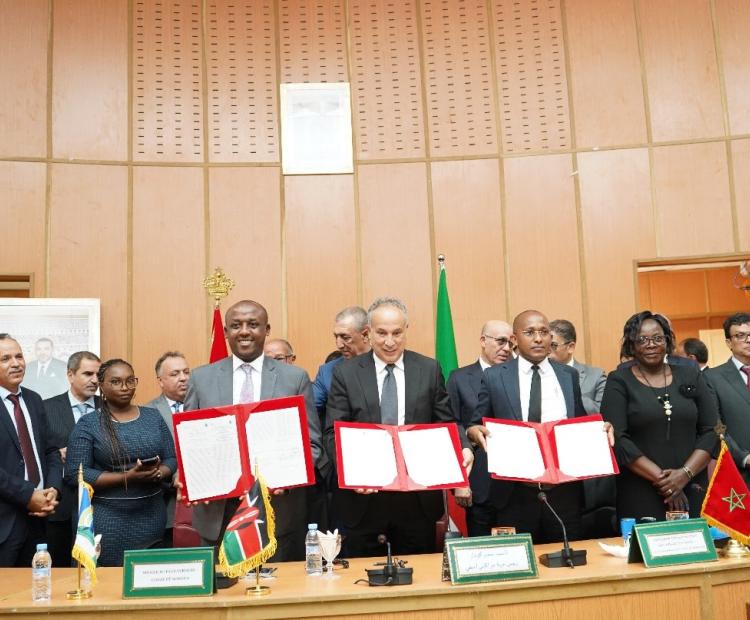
[0,298,100,399]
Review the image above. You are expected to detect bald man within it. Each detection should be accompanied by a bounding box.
[264,339,296,365]
[447,321,514,536]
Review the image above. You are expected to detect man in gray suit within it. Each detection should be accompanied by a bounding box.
[185,300,327,561]
[549,319,606,413]
[705,312,750,483]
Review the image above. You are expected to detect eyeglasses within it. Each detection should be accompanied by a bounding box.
[271,354,294,361]
[482,335,512,348]
[636,335,666,346]
[550,341,571,351]
[520,329,551,339]
[730,332,750,342]
[106,377,138,388]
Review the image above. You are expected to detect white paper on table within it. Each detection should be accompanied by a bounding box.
[245,407,309,489]
[485,421,545,479]
[398,427,464,487]
[338,426,398,487]
[176,416,242,501]
[554,420,615,478]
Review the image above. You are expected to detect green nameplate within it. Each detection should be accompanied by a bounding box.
[627,518,718,568]
[122,547,214,598]
[446,534,537,585]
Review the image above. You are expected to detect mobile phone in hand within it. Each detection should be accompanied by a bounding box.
[140,456,159,467]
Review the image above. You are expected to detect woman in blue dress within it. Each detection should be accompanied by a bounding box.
[65,358,177,566]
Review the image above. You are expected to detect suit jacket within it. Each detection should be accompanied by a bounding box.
[43,391,101,522]
[23,359,69,400]
[312,356,344,416]
[470,357,586,509]
[573,360,606,414]
[184,356,326,541]
[447,361,492,503]
[705,359,750,482]
[325,350,466,528]
[0,387,63,544]
[145,394,177,528]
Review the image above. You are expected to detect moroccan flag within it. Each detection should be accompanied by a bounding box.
[218,475,277,578]
[701,441,750,545]
[72,467,100,585]
[210,306,229,363]
[435,260,467,537]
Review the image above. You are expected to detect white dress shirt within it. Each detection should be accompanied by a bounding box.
[67,391,97,423]
[518,356,567,423]
[232,354,264,404]
[165,397,183,414]
[374,353,406,425]
[478,358,491,371]
[0,386,43,489]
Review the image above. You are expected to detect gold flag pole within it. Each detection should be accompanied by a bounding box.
[203,267,235,308]
[247,459,271,597]
[712,424,750,558]
[67,464,92,600]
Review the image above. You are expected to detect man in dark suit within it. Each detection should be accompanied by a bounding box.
[468,310,587,543]
[325,297,473,557]
[23,337,68,399]
[185,300,328,561]
[43,350,101,566]
[0,334,62,567]
[676,337,709,371]
[447,320,513,536]
[704,312,750,482]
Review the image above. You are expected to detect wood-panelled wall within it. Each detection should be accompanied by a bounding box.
[3,0,750,396]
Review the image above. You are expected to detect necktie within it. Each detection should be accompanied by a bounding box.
[742,366,750,392]
[75,403,88,420]
[380,364,398,425]
[528,364,542,423]
[172,401,183,413]
[239,364,255,403]
[7,394,40,486]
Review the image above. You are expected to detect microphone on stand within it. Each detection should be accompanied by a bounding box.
[377,534,395,579]
[537,491,587,568]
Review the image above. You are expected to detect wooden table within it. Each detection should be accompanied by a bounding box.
[1,539,749,620]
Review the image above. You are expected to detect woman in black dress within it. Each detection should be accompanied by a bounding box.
[601,312,718,521]
[65,359,177,566]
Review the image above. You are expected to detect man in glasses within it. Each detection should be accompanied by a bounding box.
[264,339,296,365]
[447,321,513,536]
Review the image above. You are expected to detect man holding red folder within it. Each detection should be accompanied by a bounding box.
[467,310,587,543]
[325,297,473,558]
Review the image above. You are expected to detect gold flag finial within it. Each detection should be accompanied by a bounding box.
[203,267,235,306]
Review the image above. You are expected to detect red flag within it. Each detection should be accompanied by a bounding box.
[445,491,468,537]
[209,306,228,363]
[700,441,750,545]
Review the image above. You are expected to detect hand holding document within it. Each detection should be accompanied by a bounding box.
[484,415,618,484]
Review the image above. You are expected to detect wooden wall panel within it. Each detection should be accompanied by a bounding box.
[638,0,724,142]
[564,0,647,148]
[504,154,584,351]
[358,163,434,356]
[646,270,707,317]
[706,266,748,313]
[0,0,48,158]
[0,162,47,294]
[208,167,282,325]
[206,0,279,163]
[715,0,750,135]
[133,0,204,162]
[732,138,750,251]
[52,0,128,161]
[431,159,506,365]
[132,167,206,398]
[279,0,347,83]
[285,175,357,373]
[492,0,570,153]
[422,0,498,156]
[652,142,733,257]
[350,0,425,160]
[48,164,128,358]
[579,148,654,369]
[637,272,651,310]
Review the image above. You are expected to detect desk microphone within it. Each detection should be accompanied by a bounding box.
[377,534,394,578]
[537,491,587,568]
[361,534,413,586]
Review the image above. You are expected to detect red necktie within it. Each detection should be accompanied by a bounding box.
[742,366,750,392]
[6,394,40,487]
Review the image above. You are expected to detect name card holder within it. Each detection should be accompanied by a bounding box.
[122,547,215,598]
[446,534,537,585]
[627,518,718,568]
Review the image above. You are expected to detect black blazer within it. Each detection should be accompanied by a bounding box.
[325,350,464,527]
[0,387,63,544]
[470,357,586,509]
[43,391,101,522]
[705,359,750,483]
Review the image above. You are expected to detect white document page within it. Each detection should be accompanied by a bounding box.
[554,420,615,478]
[176,416,242,501]
[485,420,546,480]
[338,426,398,487]
[398,427,465,487]
[245,407,309,489]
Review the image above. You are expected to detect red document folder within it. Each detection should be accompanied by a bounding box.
[483,414,619,484]
[334,421,468,491]
[173,395,315,503]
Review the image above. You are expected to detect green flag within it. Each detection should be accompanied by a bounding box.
[435,263,458,381]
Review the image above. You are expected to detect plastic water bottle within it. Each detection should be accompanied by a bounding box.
[305,523,322,576]
[31,543,52,602]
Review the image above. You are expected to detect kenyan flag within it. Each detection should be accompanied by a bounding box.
[219,476,277,578]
